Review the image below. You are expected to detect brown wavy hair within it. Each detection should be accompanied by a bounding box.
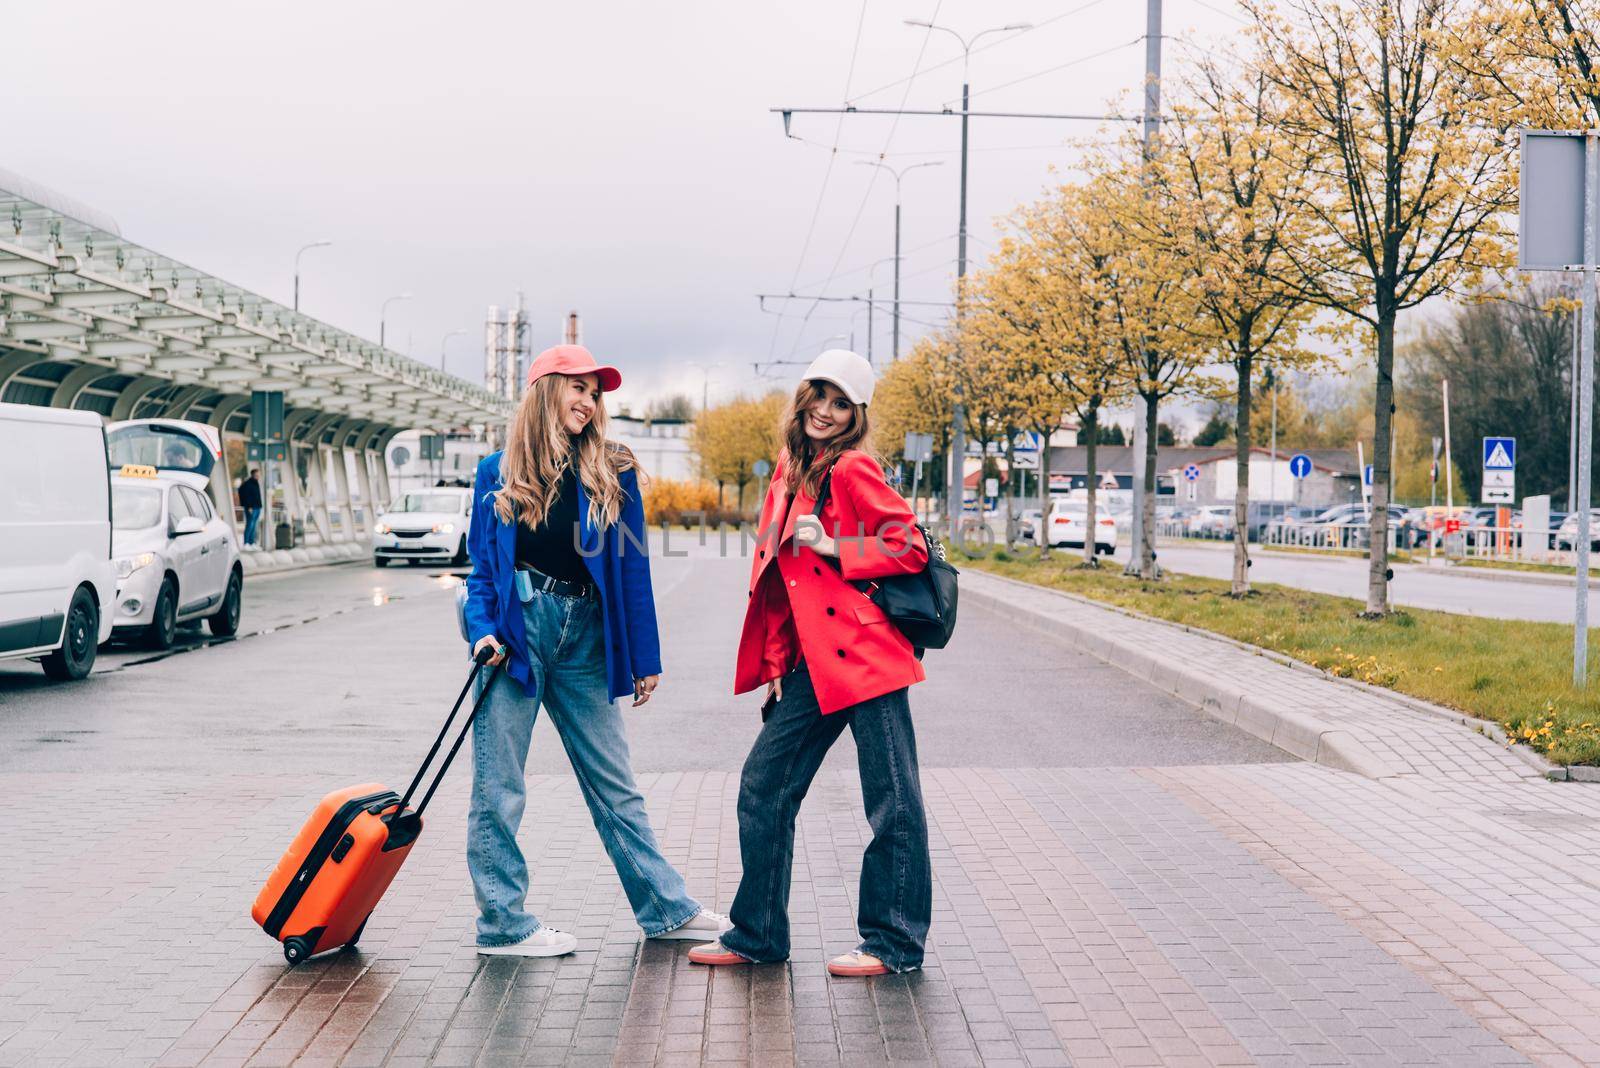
[493,373,638,532]
[779,379,873,499]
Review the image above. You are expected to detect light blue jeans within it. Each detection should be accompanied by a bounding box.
[467,588,700,947]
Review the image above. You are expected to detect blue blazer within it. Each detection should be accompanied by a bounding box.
[463,451,663,701]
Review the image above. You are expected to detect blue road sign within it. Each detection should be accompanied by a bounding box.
[1482,436,1516,470]
[1363,464,1374,487]
[1288,453,1313,480]
[1182,463,1201,482]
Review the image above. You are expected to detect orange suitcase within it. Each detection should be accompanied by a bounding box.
[252,650,499,965]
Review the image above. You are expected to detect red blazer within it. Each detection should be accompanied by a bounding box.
[734,449,929,715]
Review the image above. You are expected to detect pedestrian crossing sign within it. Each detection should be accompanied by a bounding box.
[1482,437,1515,470]
[1481,436,1515,503]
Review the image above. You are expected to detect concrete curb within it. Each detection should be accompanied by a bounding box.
[1423,562,1580,589]
[962,567,1561,781]
[1164,537,1582,589]
[240,542,366,577]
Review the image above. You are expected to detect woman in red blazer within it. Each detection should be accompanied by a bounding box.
[689,349,932,977]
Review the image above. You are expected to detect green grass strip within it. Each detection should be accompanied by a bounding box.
[959,546,1600,766]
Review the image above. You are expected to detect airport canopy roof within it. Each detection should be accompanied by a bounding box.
[0,168,510,428]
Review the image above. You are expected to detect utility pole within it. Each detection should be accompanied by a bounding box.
[951,76,971,525]
[857,160,943,363]
[867,286,874,363]
[1126,0,1163,577]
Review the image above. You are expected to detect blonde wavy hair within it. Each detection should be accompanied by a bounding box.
[779,379,873,500]
[493,373,638,533]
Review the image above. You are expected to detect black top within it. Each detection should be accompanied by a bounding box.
[515,466,589,583]
[238,477,262,509]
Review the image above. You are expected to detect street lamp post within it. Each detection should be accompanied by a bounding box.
[904,18,1031,523]
[856,160,943,363]
[293,240,332,312]
[686,360,726,414]
[440,328,468,375]
[380,293,412,350]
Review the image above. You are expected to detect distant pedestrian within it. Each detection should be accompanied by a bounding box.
[689,349,934,978]
[239,469,262,548]
[460,344,729,957]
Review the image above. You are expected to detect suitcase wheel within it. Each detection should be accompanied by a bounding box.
[283,936,314,966]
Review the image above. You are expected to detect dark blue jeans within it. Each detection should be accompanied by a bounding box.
[720,662,931,972]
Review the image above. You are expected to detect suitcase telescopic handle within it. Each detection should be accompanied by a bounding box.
[398,643,502,818]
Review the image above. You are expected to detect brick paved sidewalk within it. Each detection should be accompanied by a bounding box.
[6,758,1600,1066]
[963,569,1539,784]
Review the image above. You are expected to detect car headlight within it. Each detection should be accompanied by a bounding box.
[375,522,391,535]
[432,522,455,534]
[114,552,157,579]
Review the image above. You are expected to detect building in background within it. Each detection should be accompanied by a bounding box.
[608,415,695,482]
[385,429,492,497]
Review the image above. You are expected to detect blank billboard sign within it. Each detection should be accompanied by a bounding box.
[1519,130,1591,271]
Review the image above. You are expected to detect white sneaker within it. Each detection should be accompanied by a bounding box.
[650,910,733,941]
[477,927,578,957]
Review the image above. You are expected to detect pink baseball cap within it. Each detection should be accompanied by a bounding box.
[526,344,622,392]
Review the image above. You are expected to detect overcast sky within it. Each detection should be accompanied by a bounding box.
[5,0,1248,416]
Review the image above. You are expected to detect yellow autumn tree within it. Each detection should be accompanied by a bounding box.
[872,339,952,514]
[971,184,1129,563]
[1138,56,1324,595]
[1083,156,1213,578]
[691,392,786,512]
[1240,0,1517,614]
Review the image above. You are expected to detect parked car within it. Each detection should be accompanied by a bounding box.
[1017,508,1042,543]
[1261,505,1322,541]
[373,487,474,566]
[1557,510,1600,551]
[1036,501,1119,553]
[1189,506,1236,539]
[109,465,243,648]
[0,403,117,680]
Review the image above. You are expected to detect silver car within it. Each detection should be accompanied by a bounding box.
[110,467,243,648]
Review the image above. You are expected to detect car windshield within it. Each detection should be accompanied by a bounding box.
[108,425,208,473]
[112,486,163,529]
[392,493,462,513]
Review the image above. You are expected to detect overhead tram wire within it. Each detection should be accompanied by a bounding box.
[781,133,1081,157]
[776,3,944,361]
[765,0,871,362]
[789,231,959,298]
[843,0,1115,106]
[951,37,1146,107]
[1185,0,1250,24]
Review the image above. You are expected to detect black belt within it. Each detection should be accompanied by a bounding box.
[515,564,595,600]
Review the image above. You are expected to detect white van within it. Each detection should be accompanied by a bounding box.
[0,403,117,680]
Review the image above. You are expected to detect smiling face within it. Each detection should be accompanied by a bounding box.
[560,373,601,436]
[801,381,855,443]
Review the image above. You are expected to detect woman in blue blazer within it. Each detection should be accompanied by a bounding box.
[461,344,728,957]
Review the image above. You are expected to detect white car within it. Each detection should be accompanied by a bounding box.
[1036,501,1119,554]
[0,403,117,681]
[1557,509,1600,552]
[110,465,243,648]
[373,488,473,567]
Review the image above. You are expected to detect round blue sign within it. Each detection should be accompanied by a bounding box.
[1182,464,1201,482]
[1288,453,1312,479]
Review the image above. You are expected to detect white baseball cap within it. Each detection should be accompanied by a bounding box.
[801,348,876,406]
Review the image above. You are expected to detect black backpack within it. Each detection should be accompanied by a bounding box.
[814,468,960,651]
